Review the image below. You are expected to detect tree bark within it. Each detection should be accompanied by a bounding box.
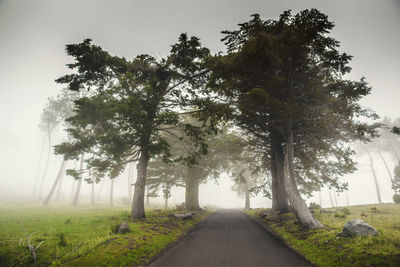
[110,179,114,207]
[39,135,51,199]
[55,161,67,201]
[378,151,394,183]
[284,131,323,229]
[184,168,201,211]
[270,133,289,212]
[33,136,46,199]
[131,146,149,219]
[365,147,382,204]
[72,154,84,206]
[42,160,66,205]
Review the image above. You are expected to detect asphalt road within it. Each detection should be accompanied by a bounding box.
[148,209,312,267]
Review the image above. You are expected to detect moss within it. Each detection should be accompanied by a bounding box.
[248,204,400,266]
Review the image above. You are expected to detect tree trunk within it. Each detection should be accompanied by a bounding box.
[110,179,114,207]
[345,191,350,206]
[270,133,289,212]
[96,178,105,200]
[72,154,84,206]
[39,135,51,199]
[332,190,338,207]
[365,147,382,204]
[42,160,66,205]
[328,189,335,207]
[91,178,95,205]
[131,146,149,219]
[318,191,322,207]
[184,168,200,211]
[378,151,394,183]
[164,196,168,209]
[55,161,67,201]
[284,131,323,229]
[33,136,46,199]
[70,161,77,200]
[245,187,250,210]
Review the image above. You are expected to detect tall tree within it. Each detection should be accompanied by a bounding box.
[55,34,211,219]
[209,10,377,229]
[37,97,63,199]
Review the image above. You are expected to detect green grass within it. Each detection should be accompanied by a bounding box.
[0,202,208,266]
[248,203,400,267]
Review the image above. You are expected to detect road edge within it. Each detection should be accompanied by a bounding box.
[143,211,214,267]
[244,212,316,267]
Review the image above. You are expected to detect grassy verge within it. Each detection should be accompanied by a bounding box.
[247,203,400,267]
[0,203,209,266]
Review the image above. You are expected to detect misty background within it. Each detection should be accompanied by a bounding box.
[0,0,399,208]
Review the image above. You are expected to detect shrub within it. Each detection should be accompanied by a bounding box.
[339,207,351,215]
[393,194,400,204]
[309,202,321,210]
[174,203,185,211]
[58,233,67,246]
[334,211,346,218]
[110,222,120,234]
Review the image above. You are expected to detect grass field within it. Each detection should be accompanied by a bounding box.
[0,202,208,266]
[248,203,400,267]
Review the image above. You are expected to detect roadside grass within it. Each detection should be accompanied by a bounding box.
[248,203,400,267]
[0,202,208,266]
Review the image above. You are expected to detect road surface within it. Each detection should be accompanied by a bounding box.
[148,209,312,267]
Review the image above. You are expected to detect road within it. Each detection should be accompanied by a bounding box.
[148,209,312,267]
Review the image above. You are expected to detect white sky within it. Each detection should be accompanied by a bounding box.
[0,0,399,208]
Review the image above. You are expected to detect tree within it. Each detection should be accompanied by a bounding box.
[55,34,211,219]
[36,97,63,199]
[209,10,377,229]
[392,162,400,194]
[42,88,77,205]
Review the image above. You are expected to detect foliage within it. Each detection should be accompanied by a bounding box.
[248,204,400,266]
[58,233,67,246]
[393,194,400,204]
[340,207,351,215]
[392,162,400,193]
[54,34,211,183]
[309,202,321,210]
[209,9,378,197]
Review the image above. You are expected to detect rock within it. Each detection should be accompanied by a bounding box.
[259,211,271,218]
[173,213,193,220]
[337,219,378,237]
[117,222,130,234]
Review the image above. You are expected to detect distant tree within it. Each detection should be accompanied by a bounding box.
[42,89,77,205]
[36,96,65,199]
[55,34,211,219]
[209,10,377,229]
[392,162,400,194]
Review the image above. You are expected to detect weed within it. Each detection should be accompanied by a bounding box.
[58,233,67,246]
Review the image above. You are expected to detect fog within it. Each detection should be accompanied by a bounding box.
[0,0,399,208]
